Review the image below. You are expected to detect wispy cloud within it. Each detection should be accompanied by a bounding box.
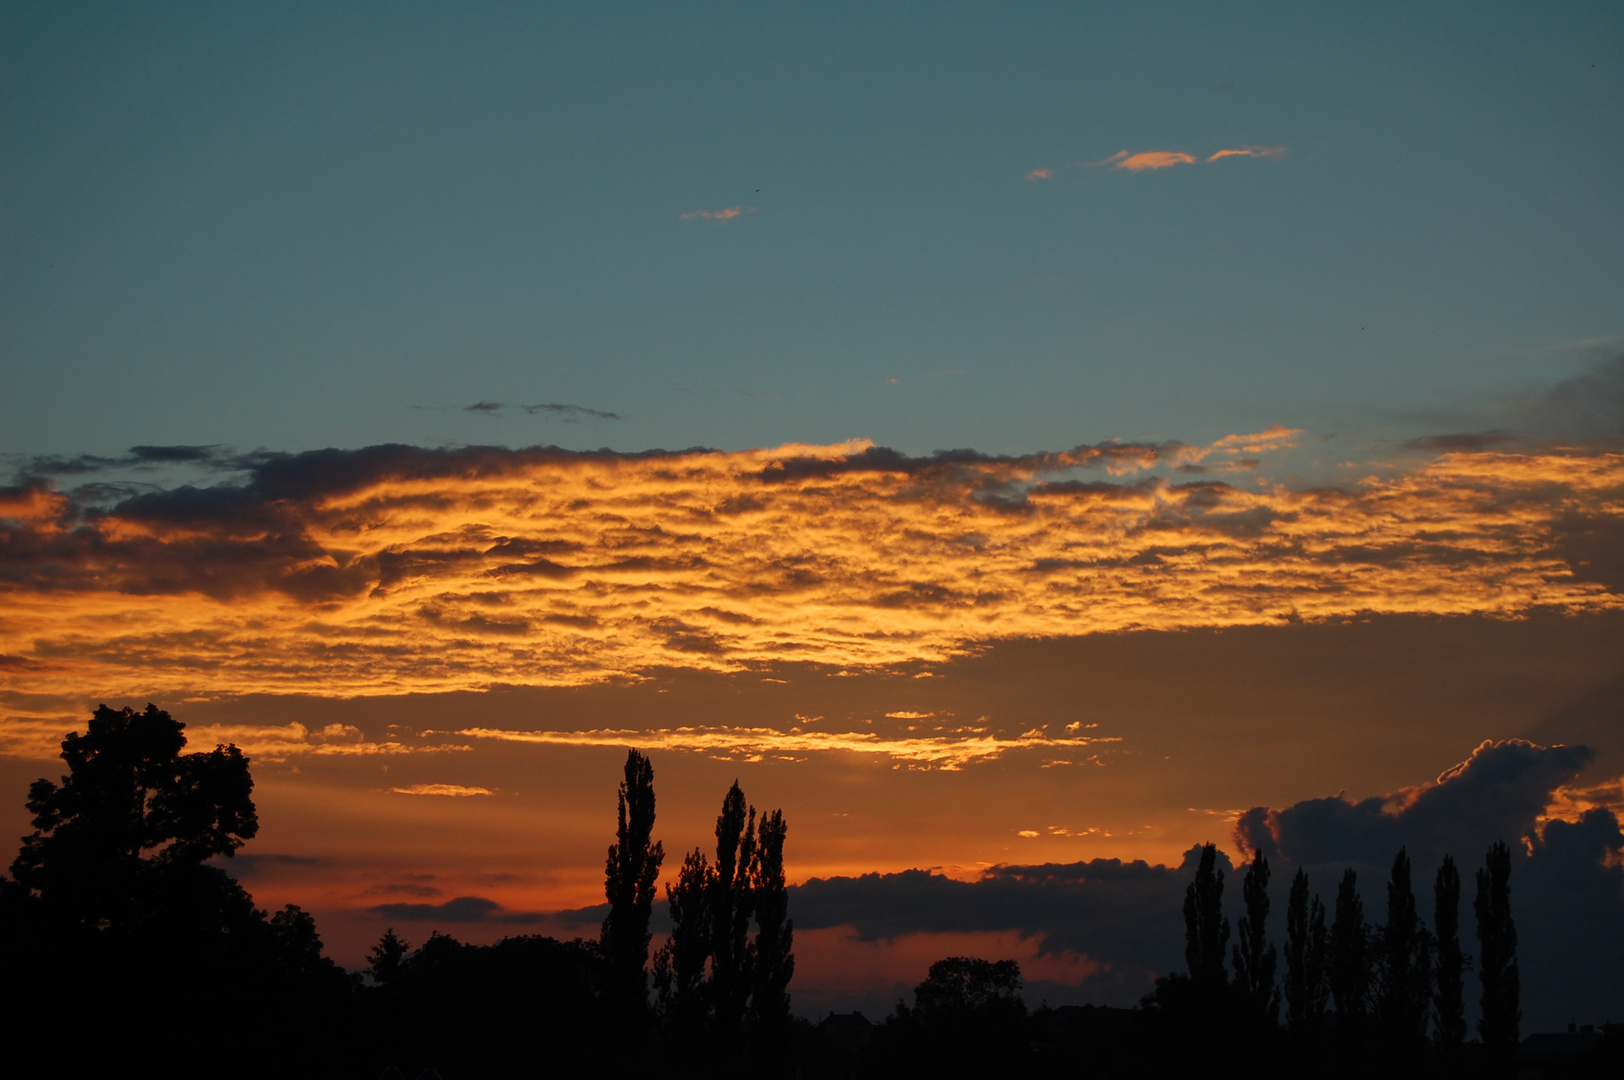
[1207,145,1286,162]
[460,402,621,421]
[1104,150,1197,172]
[390,783,495,797]
[681,206,755,222]
[452,725,1118,771]
[1027,144,1287,181]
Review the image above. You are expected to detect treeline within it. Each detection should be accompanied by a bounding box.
[3,706,1619,1079]
[0,705,794,1078]
[826,844,1621,1080]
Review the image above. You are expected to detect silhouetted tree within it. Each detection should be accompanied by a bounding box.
[602,749,665,1028]
[1475,840,1520,1072]
[708,780,758,1039]
[1284,867,1330,1034]
[1433,855,1468,1054]
[1233,848,1280,1027]
[654,846,712,1027]
[1183,842,1230,998]
[1329,868,1370,1027]
[878,957,1029,1079]
[10,703,257,924]
[369,927,412,984]
[750,807,794,1070]
[4,705,353,1079]
[1376,848,1434,1065]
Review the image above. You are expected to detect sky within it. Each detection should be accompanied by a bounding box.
[2,1,1622,1029]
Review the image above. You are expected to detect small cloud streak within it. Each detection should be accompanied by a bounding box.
[461,402,620,421]
[681,206,755,222]
[1088,150,1198,173]
[1207,145,1287,162]
[390,783,494,797]
[1025,168,1054,181]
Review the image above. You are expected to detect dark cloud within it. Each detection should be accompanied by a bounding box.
[367,895,549,924]
[214,852,326,877]
[1545,511,1624,593]
[1544,355,1624,440]
[1234,740,1594,869]
[787,848,1230,1004]
[458,402,622,421]
[1404,431,1518,453]
[762,742,1622,1024]
[1234,739,1622,1029]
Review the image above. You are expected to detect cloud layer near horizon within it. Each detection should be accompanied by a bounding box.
[776,740,1624,1023]
[1,432,1621,704]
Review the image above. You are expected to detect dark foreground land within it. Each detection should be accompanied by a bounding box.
[4,705,1620,1079]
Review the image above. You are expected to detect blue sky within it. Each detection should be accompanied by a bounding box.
[3,2,1620,460]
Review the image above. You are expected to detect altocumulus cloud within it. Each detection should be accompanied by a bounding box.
[0,429,1621,702]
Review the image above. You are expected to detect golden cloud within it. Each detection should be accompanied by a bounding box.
[451,724,1119,771]
[390,783,495,797]
[1,437,1621,704]
[1026,168,1054,181]
[680,206,753,222]
[1207,146,1287,162]
[1090,150,1198,173]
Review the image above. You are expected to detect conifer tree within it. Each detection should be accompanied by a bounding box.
[1475,841,1519,1069]
[367,927,411,985]
[1233,849,1280,1025]
[1182,843,1230,998]
[602,750,664,1020]
[1433,855,1468,1052]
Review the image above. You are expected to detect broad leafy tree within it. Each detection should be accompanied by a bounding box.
[11,703,257,924]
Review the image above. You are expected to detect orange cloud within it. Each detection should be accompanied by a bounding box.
[0,439,1620,710]
[1089,150,1197,173]
[452,724,1117,771]
[680,206,753,222]
[390,784,495,797]
[1207,145,1287,162]
[1025,168,1054,181]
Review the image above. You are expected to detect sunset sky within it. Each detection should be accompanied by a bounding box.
[3,2,1622,1028]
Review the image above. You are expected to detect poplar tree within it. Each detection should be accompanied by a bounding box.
[750,808,794,1067]
[1475,841,1519,1069]
[707,781,757,1037]
[1285,868,1329,1033]
[653,847,711,1026]
[1433,855,1468,1052]
[1182,843,1230,998]
[1376,848,1434,1054]
[1232,849,1280,1025]
[1329,869,1370,1026]
[602,750,665,1020]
